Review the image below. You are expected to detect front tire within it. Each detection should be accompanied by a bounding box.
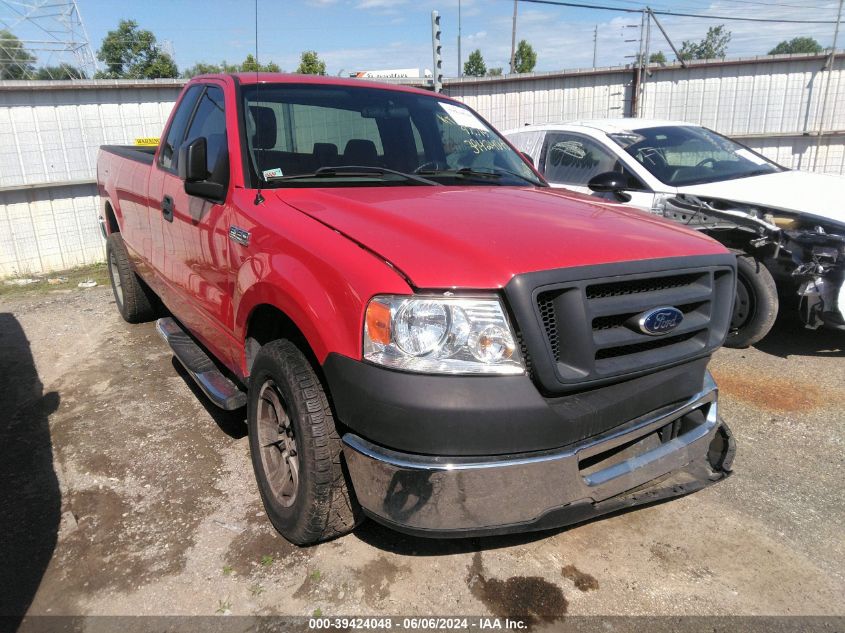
[725,255,778,348]
[106,233,159,323]
[247,340,361,545]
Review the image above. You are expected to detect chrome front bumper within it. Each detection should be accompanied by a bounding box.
[342,372,734,537]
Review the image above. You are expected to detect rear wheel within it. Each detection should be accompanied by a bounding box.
[725,255,778,348]
[247,339,361,545]
[106,233,159,323]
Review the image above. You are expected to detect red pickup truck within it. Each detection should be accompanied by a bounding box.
[97,73,737,545]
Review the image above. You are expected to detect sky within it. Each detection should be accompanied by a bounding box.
[9,0,845,76]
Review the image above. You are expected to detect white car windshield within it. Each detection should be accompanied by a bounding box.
[608,125,783,187]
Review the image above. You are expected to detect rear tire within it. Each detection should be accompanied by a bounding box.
[725,255,778,348]
[106,233,159,324]
[247,339,362,545]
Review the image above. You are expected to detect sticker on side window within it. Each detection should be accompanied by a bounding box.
[551,141,587,160]
[439,102,487,130]
[262,167,283,178]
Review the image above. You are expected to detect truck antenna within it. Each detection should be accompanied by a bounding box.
[253,0,265,205]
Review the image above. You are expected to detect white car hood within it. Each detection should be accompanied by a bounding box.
[678,170,845,226]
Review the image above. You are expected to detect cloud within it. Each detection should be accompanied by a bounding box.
[356,0,408,9]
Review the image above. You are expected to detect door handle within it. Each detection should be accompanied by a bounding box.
[161,195,174,222]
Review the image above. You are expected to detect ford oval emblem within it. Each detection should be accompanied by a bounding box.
[637,307,684,336]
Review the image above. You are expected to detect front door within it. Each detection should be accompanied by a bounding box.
[540,131,657,211]
[152,82,235,361]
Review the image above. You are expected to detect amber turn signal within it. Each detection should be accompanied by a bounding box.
[365,300,392,345]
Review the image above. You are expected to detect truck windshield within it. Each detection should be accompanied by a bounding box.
[241,83,543,187]
[607,125,783,187]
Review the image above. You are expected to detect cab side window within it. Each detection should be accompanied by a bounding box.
[184,85,227,175]
[541,132,644,190]
[159,85,202,171]
[541,133,619,186]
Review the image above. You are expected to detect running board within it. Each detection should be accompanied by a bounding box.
[155,317,247,410]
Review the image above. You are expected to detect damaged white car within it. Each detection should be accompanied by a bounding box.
[505,120,845,347]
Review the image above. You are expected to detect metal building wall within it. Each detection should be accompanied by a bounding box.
[0,80,184,278]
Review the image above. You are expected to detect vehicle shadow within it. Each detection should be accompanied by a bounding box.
[170,358,247,439]
[0,313,61,627]
[753,310,844,358]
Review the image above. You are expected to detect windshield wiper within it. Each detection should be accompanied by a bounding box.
[417,166,543,186]
[265,165,440,186]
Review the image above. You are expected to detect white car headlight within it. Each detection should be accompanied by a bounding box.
[363,295,525,375]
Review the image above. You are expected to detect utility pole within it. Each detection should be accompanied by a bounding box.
[510,0,518,74]
[592,25,598,67]
[640,8,652,113]
[629,9,646,117]
[814,0,843,171]
[458,0,462,77]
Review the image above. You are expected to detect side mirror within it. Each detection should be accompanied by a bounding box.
[588,171,632,202]
[178,137,208,182]
[178,137,227,201]
[521,152,534,166]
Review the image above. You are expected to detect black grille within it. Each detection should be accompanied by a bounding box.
[591,302,705,331]
[586,273,701,299]
[526,264,735,389]
[595,331,700,360]
[537,292,559,360]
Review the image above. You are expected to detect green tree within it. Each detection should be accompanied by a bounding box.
[239,54,280,73]
[296,50,326,75]
[463,49,486,77]
[513,39,537,73]
[649,51,667,64]
[182,61,224,77]
[679,25,731,60]
[182,55,280,78]
[768,37,823,55]
[0,29,36,79]
[487,67,503,76]
[35,64,87,79]
[95,19,178,79]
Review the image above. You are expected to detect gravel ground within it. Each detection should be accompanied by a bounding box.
[1,286,843,623]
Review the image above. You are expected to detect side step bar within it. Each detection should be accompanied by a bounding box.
[155,317,247,410]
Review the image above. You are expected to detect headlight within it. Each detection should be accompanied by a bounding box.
[363,295,524,375]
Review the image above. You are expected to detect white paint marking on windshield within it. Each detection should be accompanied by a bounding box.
[439,102,487,130]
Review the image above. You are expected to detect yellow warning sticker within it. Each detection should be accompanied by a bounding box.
[134,137,160,146]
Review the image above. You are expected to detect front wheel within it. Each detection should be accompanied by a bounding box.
[725,255,778,348]
[247,339,362,545]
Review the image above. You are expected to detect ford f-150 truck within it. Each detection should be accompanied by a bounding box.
[97,73,737,545]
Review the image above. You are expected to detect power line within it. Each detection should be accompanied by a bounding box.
[517,0,840,24]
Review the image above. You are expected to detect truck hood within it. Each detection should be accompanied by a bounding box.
[276,186,726,289]
[678,170,845,225]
